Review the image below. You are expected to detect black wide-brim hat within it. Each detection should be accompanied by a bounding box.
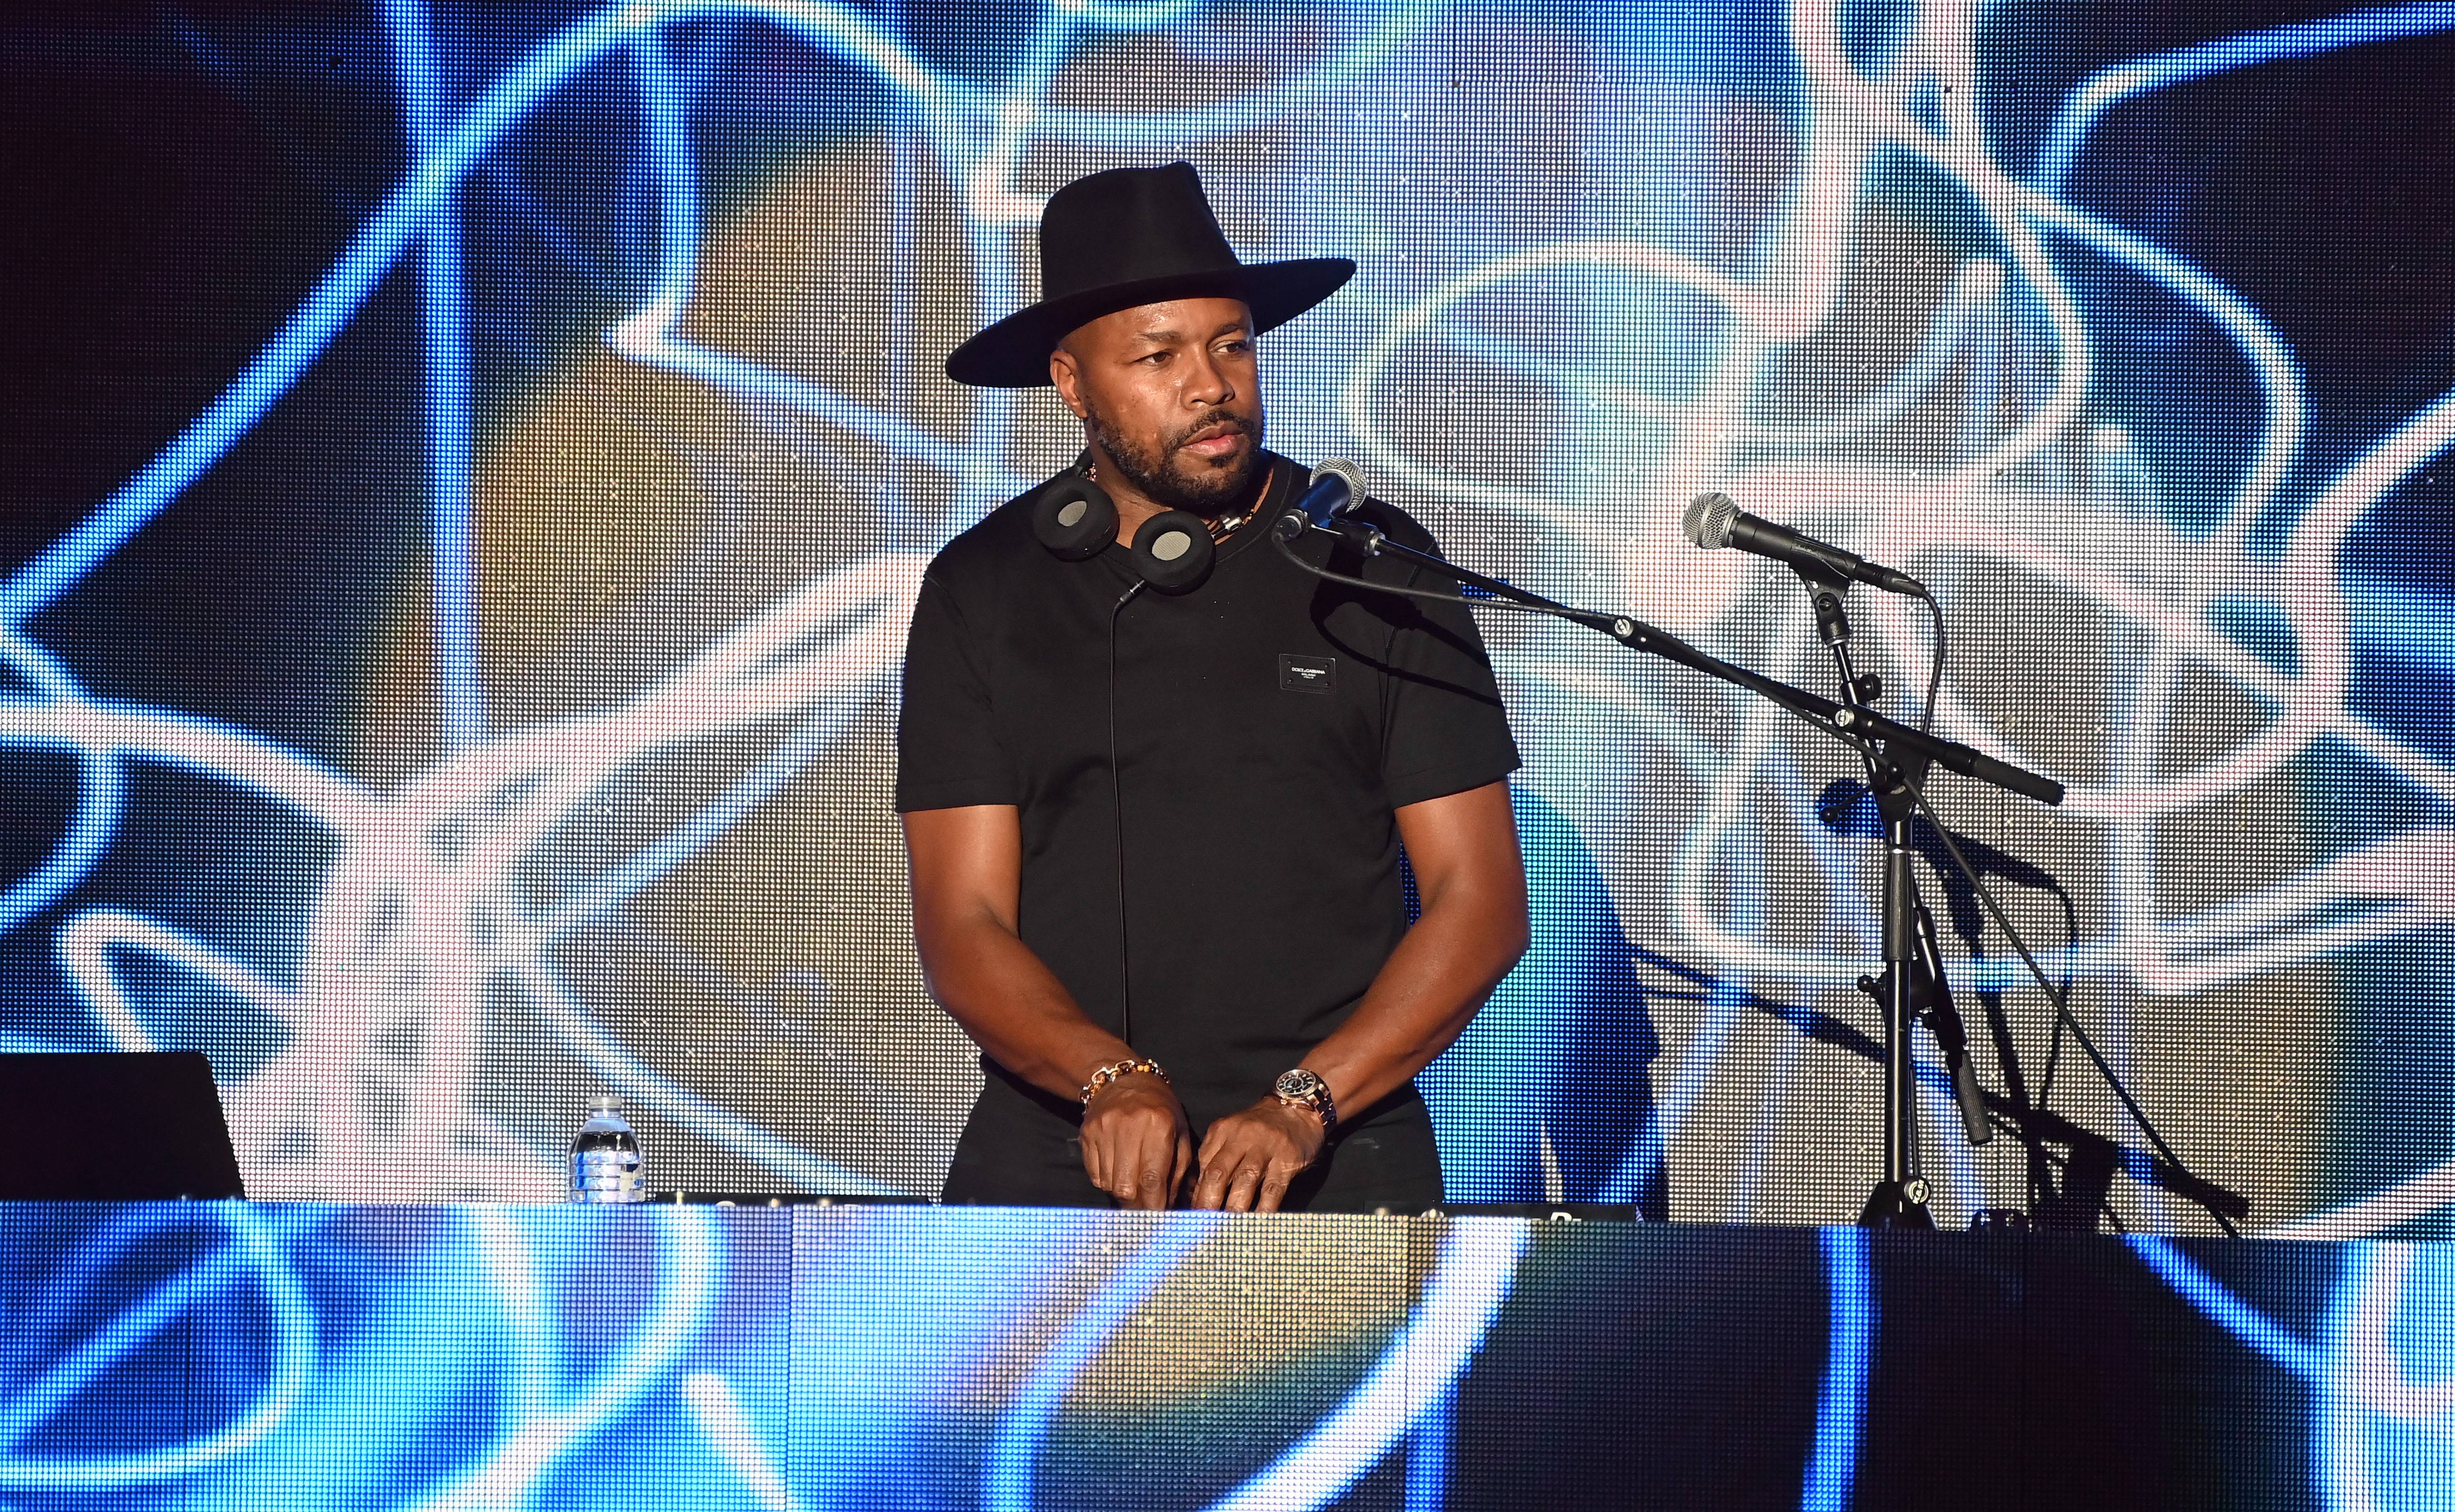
[944,161,1355,389]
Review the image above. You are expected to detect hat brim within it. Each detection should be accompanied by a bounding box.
[943,257,1357,389]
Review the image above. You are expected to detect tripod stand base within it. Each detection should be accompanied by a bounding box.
[1860,1179,1937,1230]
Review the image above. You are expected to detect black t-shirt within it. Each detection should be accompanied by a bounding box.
[896,452,1521,1139]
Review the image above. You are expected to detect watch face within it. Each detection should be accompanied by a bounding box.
[1274,1069,1320,1102]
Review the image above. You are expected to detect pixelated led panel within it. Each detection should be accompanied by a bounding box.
[1442,1224,2455,1512]
[0,1203,796,1510]
[0,1202,247,1494]
[1,1205,2452,1507]
[783,1206,1470,1509]
[1447,1220,1834,1507]
[4,0,2455,1241]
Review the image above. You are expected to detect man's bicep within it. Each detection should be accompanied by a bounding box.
[901,805,1024,936]
[1379,583,1520,809]
[1393,782,1525,909]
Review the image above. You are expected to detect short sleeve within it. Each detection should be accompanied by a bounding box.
[894,570,1019,812]
[1380,563,1522,809]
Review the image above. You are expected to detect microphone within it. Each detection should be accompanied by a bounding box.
[1274,458,1373,544]
[1683,491,1924,596]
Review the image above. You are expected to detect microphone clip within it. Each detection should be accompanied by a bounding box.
[1277,508,1386,556]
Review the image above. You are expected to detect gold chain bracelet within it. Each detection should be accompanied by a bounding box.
[1080,1057,1169,1105]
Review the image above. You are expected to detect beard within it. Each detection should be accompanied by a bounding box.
[1083,402,1264,518]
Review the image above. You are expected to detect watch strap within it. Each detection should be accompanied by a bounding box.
[1273,1068,1337,1132]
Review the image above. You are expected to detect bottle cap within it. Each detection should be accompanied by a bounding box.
[588,1094,622,1113]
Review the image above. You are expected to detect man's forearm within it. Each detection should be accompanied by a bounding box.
[1296,879,1530,1118]
[916,912,1139,1103]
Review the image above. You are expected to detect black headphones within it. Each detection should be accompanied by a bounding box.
[1029,472,1216,593]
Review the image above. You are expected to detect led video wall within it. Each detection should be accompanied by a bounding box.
[3,0,2452,1232]
[4,1203,2446,1511]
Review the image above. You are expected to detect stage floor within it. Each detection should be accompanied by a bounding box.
[0,1202,2443,1509]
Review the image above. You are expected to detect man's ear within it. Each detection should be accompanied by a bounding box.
[1047,344,1087,420]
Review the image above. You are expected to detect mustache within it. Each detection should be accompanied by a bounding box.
[1168,412,1254,451]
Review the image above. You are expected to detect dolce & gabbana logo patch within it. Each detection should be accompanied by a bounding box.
[1279,654,1336,694]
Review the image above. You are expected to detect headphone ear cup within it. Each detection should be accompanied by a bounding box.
[1031,477,1118,561]
[1131,510,1215,593]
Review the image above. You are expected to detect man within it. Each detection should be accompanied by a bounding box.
[897,162,1528,1213]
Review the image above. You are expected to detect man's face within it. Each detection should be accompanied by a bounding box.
[1048,296,1265,516]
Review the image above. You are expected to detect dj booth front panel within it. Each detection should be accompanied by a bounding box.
[3,1202,2437,1511]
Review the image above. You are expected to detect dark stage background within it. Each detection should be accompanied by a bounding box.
[4,0,2454,1239]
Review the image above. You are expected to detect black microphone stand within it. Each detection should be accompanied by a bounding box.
[1797,568,1991,1226]
[1273,516,2066,1230]
[1278,510,2255,1232]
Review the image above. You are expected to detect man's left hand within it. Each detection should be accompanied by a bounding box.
[1191,1099,1327,1212]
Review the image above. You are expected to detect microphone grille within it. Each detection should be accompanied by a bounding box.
[1310,458,1369,517]
[1683,490,1739,549]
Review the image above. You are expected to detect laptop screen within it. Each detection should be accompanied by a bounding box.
[0,1051,245,1201]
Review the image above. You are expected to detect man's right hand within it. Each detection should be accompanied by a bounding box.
[1080,1071,1192,1209]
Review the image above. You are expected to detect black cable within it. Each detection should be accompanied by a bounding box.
[1268,528,1551,614]
[2029,885,2082,1212]
[1913,585,1945,734]
[2038,985,2070,1119]
[1273,524,1900,762]
[1767,597,2208,1231]
[1108,578,1146,1045]
[1890,765,2239,1237]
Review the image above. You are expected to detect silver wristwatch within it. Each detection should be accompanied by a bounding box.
[1273,1068,1338,1131]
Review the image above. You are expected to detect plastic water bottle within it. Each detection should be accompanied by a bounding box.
[568,1095,646,1204]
